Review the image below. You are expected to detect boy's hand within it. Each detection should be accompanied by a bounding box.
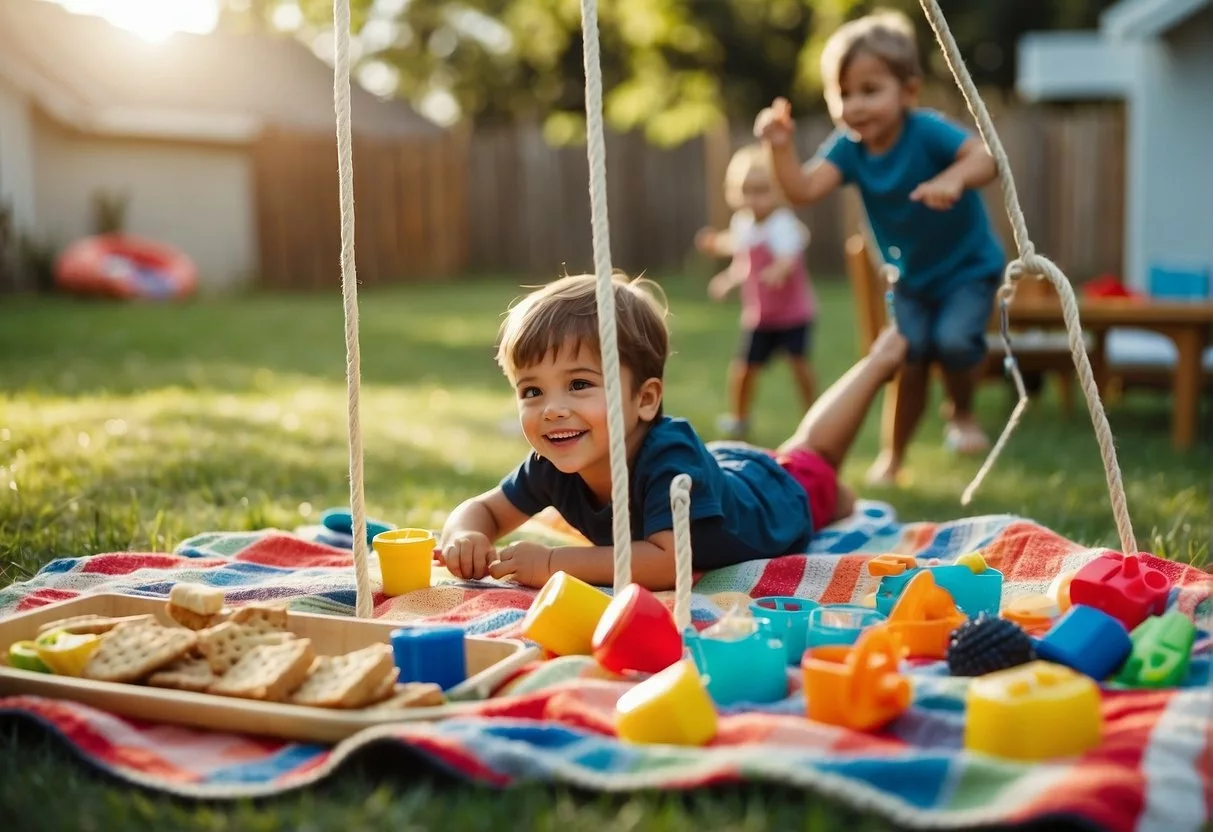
[441,531,496,580]
[488,541,554,588]
[910,174,964,210]
[694,227,718,255]
[754,98,794,147]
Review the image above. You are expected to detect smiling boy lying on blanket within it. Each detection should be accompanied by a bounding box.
[439,273,908,591]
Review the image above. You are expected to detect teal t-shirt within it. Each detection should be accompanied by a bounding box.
[820,109,1005,298]
[500,416,812,570]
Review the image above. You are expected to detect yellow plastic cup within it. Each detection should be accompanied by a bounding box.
[373,528,436,596]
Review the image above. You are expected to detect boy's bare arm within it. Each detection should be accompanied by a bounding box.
[549,531,678,590]
[769,147,843,205]
[440,487,530,578]
[911,137,998,210]
[947,137,998,189]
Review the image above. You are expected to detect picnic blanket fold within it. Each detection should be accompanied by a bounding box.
[0,500,1209,832]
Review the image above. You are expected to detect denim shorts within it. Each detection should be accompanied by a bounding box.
[892,276,1000,371]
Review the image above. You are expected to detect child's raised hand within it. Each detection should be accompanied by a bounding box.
[441,531,496,580]
[910,174,963,210]
[754,98,794,147]
[694,227,718,255]
[488,540,553,588]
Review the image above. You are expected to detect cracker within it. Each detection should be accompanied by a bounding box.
[208,639,314,702]
[197,621,294,674]
[289,644,396,709]
[364,682,446,711]
[147,657,216,692]
[37,614,155,636]
[82,620,197,683]
[168,582,225,616]
[165,602,221,632]
[228,603,289,633]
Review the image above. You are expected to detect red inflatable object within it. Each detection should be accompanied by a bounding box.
[54,233,197,300]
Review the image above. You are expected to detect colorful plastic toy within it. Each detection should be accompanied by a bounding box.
[947,614,1036,677]
[867,553,919,576]
[592,583,682,674]
[802,626,911,731]
[1115,610,1196,688]
[884,571,967,659]
[6,640,51,673]
[1035,604,1132,680]
[32,629,102,676]
[749,596,819,665]
[521,571,612,656]
[1000,594,1059,637]
[373,528,436,596]
[955,552,988,573]
[615,659,718,746]
[870,556,1003,618]
[684,614,787,706]
[1048,569,1076,613]
[1068,552,1171,632]
[390,624,468,689]
[806,604,887,648]
[321,508,396,544]
[965,660,1102,761]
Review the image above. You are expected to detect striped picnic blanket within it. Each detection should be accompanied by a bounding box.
[0,500,1209,832]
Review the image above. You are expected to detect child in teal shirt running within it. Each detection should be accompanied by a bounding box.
[755,9,1004,484]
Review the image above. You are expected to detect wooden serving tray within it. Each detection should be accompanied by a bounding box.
[0,594,539,743]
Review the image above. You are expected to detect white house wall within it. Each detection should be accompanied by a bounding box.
[1127,5,1213,291]
[0,73,36,230]
[31,113,257,291]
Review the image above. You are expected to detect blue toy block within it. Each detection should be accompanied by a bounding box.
[320,508,395,544]
[684,618,788,706]
[390,624,468,690]
[1035,604,1132,680]
[875,564,1003,618]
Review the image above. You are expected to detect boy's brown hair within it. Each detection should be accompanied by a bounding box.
[820,9,922,114]
[496,272,670,395]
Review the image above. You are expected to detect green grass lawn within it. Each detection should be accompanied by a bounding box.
[0,274,1207,829]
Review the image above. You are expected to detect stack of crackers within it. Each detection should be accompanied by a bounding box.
[33,583,444,711]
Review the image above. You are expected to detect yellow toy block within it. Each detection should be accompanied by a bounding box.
[520,571,612,656]
[615,659,718,746]
[965,660,1102,761]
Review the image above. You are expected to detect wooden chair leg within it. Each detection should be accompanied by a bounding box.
[1055,372,1074,417]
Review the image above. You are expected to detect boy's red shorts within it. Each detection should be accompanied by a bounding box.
[773,448,839,529]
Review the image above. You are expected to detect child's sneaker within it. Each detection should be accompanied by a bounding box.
[715,414,749,441]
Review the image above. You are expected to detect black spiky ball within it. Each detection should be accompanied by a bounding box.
[947,614,1036,677]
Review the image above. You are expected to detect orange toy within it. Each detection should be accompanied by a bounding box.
[884,571,967,659]
[867,554,919,577]
[802,626,911,731]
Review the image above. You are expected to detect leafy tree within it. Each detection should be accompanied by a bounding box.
[265,0,1116,144]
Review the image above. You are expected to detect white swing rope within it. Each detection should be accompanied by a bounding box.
[333,0,374,618]
[578,0,640,595]
[916,0,1137,556]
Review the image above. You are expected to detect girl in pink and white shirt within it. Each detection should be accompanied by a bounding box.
[696,143,818,440]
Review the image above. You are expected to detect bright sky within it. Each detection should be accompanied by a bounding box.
[54,0,221,42]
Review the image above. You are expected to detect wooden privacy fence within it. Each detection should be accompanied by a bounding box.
[252,129,467,289]
[252,100,1125,288]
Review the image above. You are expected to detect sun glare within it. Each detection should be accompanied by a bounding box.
[56,0,220,43]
